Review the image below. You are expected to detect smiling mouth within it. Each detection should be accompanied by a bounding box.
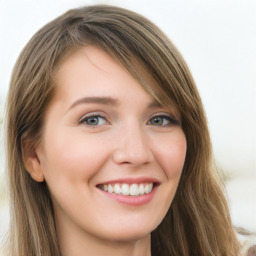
[97,183,158,196]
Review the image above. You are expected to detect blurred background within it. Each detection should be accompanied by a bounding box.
[0,0,255,246]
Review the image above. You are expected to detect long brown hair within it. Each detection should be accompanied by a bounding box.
[4,5,240,255]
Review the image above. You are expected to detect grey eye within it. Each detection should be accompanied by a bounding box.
[148,115,179,126]
[80,115,107,126]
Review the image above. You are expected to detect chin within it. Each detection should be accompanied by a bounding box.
[99,221,157,242]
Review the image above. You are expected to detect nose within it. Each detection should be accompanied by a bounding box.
[112,125,153,167]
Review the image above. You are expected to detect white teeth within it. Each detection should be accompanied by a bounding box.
[114,184,121,194]
[139,184,144,195]
[108,184,114,193]
[145,183,153,194]
[121,184,130,196]
[130,184,139,196]
[99,183,154,196]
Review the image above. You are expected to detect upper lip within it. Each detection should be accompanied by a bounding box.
[97,177,161,185]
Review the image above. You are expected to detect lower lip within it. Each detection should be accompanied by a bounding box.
[98,186,158,206]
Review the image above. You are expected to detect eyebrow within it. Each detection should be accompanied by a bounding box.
[68,96,163,111]
[68,96,120,111]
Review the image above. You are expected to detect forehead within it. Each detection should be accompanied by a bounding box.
[52,46,155,105]
[52,45,179,115]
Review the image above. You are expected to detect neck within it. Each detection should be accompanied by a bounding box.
[57,225,151,256]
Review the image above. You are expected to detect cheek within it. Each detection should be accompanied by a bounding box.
[155,131,187,179]
[39,128,110,184]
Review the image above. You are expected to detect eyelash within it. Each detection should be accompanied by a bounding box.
[78,113,179,127]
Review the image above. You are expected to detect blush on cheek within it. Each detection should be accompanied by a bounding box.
[49,139,107,182]
[161,147,186,179]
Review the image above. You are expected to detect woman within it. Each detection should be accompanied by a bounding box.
[3,5,240,256]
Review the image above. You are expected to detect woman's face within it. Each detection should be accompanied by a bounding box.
[34,46,187,242]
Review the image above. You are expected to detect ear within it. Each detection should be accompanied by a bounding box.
[22,137,45,182]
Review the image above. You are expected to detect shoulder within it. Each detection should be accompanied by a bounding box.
[247,245,256,256]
